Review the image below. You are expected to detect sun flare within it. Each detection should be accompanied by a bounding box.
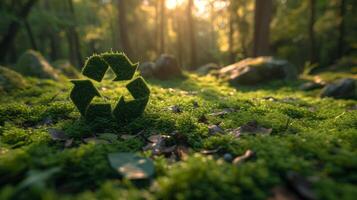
[166,0,208,15]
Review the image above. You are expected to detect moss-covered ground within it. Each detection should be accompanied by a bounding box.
[0,72,356,200]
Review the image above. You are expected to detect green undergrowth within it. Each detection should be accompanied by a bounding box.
[0,72,356,200]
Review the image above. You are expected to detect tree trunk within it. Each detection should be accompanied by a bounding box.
[228,2,236,63]
[155,0,160,55]
[337,0,346,59]
[253,0,272,57]
[175,9,183,67]
[118,0,133,57]
[67,0,83,68]
[187,0,197,69]
[308,0,317,63]
[24,19,38,50]
[159,0,166,54]
[0,0,38,61]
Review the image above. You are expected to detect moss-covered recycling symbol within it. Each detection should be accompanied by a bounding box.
[70,52,150,123]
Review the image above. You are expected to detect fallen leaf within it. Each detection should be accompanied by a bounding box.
[18,167,61,190]
[48,128,67,141]
[232,149,254,165]
[230,120,272,137]
[200,147,221,155]
[208,124,224,135]
[175,145,189,160]
[168,105,182,113]
[64,138,73,148]
[143,134,174,156]
[286,171,316,200]
[208,108,236,117]
[108,152,154,180]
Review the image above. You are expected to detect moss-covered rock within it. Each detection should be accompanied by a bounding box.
[52,60,79,78]
[153,54,182,80]
[0,66,27,92]
[219,57,298,85]
[14,50,60,80]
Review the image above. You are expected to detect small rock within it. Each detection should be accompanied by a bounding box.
[299,82,324,91]
[192,101,199,108]
[320,78,356,99]
[223,153,233,162]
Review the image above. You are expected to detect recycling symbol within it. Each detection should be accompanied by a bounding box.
[70,52,150,123]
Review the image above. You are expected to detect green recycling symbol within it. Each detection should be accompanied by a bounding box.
[70,52,150,123]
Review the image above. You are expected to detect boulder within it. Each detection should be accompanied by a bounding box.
[52,60,79,78]
[0,66,27,92]
[299,82,325,91]
[196,63,220,75]
[138,61,155,78]
[219,57,297,85]
[320,78,356,99]
[153,54,182,80]
[14,50,60,80]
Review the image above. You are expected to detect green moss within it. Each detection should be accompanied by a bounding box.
[101,52,138,81]
[70,80,101,116]
[82,55,109,82]
[0,66,28,93]
[0,71,356,199]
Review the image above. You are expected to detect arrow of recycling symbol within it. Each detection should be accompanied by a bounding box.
[70,52,150,123]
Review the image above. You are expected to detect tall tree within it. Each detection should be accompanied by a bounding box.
[117,0,133,57]
[66,0,83,68]
[0,0,38,61]
[337,0,346,59]
[308,0,317,63]
[159,0,166,54]
[187,0,197,69]
[228,1,237,63]
[253,0,272,57]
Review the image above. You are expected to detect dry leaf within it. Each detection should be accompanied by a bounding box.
[208,108,236,117]
[232,149,254,165]
[208,124,224,135]
[230,120,272,137]
[48,128,67,141]
[268,186,301,200]
[168,105,182,113]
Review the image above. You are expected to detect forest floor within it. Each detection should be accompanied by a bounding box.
[0,71,356,200]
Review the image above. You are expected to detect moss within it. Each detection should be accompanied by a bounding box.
[82,55,109,82]
[0,71,356,199]
[70,80,101,116]
[0,66,28,93]
[14,50,61,80]
[101,52,138,81]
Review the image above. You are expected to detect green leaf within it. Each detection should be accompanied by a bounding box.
[18,167,61,190]
[108,152,154,180]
